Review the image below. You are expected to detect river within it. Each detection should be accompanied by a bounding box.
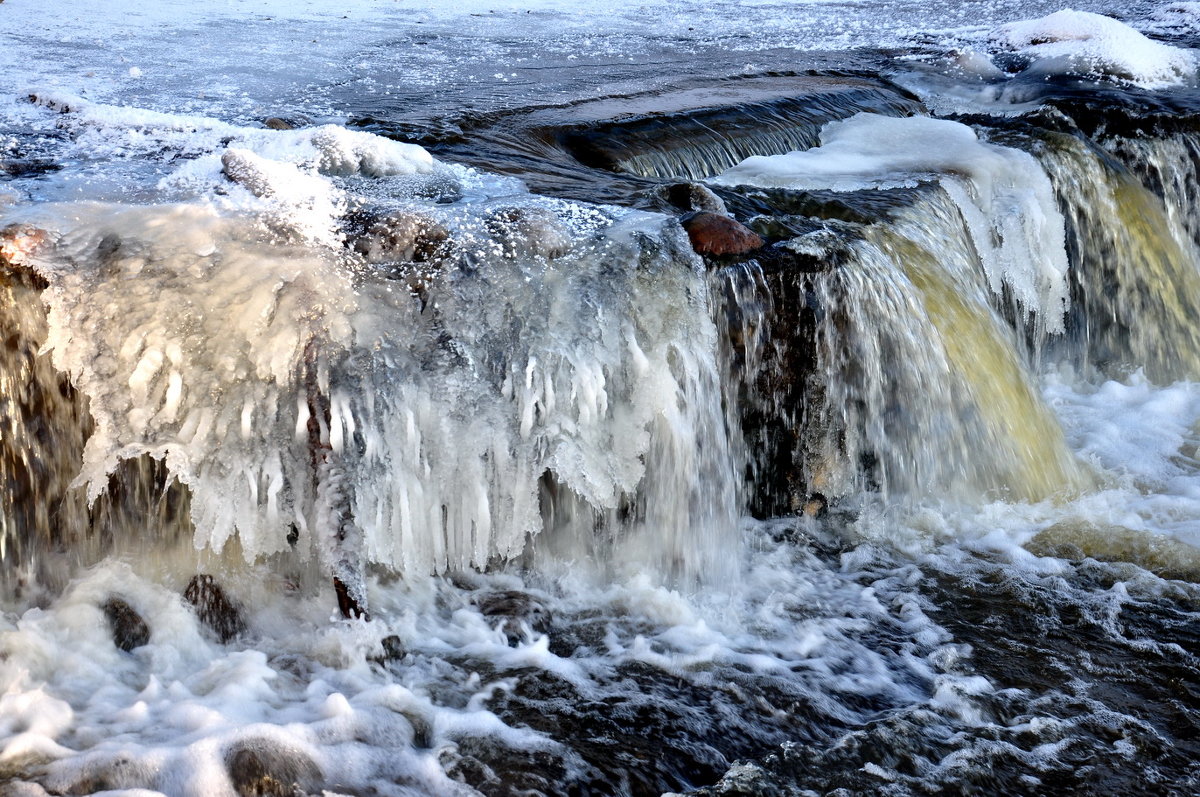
[1,2,1198,795]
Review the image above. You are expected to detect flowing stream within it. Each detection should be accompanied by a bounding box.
[2,2,1200,796]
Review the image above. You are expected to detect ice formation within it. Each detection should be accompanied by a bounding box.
[6,96,738,587]
[990,9,1198,88]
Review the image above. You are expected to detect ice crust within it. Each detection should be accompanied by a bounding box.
[990,9,1197,87]
[7,96,738,585]
[713,113,1071,331]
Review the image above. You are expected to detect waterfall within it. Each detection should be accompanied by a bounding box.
[1036,130,1200,382]
[810,192,1088,502]
[0,196,741,589]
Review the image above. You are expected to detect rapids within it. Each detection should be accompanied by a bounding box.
[1,2,1200,796]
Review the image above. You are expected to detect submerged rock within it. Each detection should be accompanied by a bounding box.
[391,169,463,203]
[680,211,763,257]
[226,739,322,797]
[102,597,150,652]
[184,574,246,643]
[483,205,573,260]
[369,634,406,665]
[346,209,451,265]
[0,159,61,179]
[474,590,553,646]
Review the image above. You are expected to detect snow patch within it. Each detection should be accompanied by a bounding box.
[990,9,1197,88]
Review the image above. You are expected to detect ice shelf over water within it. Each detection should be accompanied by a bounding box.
[6,94,739,583]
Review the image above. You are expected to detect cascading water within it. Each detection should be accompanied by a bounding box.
[3,3,1200,796]
[2,182,741,594]
[1034,128,1200,382]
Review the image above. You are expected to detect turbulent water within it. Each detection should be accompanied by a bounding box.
[3,1,1200,796]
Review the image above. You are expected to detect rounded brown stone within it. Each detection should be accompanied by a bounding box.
[680,211,763,257]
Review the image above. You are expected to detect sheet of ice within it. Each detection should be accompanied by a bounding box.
[712,113,1070,330]
[990,9,1198,88]
[16,93,439,244]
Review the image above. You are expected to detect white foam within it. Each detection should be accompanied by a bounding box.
[990,9,1197,88]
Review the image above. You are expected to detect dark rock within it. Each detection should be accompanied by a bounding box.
[752,231,849,274]
[483,205,573,260]
[333,576,369,621]
[346,210,450,265]
[102,597,150,652]
[226,739,322,797]
[645,182,728,215]
[263,117,297,131]
[372,634,406,663]
[26,93,77,114]
[184,574,246,643]
[474,590,553,646]
[680,211,763,257]
[0,159,61,179]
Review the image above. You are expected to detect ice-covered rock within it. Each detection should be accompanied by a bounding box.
[990,10,1197,88]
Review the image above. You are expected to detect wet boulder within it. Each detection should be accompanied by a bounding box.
[644,181,729,215]
[484,205,574,260]
[226,738,322,797]
[474,590,553,646]
[262,116,311,131]
[369,634,406,665]
[680,211,763,257]
[102,597,150,652]
[388,169,463,203]
[184,574,246,643]
[0,159,60,179]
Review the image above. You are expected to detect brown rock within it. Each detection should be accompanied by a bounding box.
[226,739,322,797]
[184,574,246,643]
[680,212,763,257]
[102,597,150,652]
[262,117,296,131]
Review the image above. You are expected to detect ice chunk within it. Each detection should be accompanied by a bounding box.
[990,10,1197,88]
